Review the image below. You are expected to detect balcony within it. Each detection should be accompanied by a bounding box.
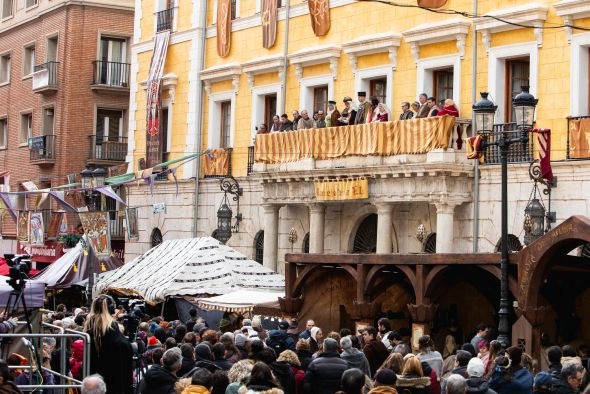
[32,62,59,94]
[88,135,128,165]
[91,61,130,92]
[29,135,56,165]
[202,147,233,178]
[156,8,174,32]
[482,123,534,164]
[567,115,590,160]
[109,215,125,240]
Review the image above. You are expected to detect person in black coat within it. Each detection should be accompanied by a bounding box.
[303,338,349,394]
[212,343,233,371]
[177,343,196,377]
[138,348,181,394]
[84,296,133,394]
[253,347,295,394]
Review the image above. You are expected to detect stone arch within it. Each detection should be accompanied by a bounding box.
[423,233,436,253]
[292,263,358,299]
[494,234,523,252]
[302,232,310,253]
[150,228,163,247]
[254,230,264,264]
[343,205,377,253]
[365,264,417,299]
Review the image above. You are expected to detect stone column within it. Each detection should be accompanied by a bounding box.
[435,203,456,253]
[263,204,280,271]
[308,204,325,253]
[376,203,394,253]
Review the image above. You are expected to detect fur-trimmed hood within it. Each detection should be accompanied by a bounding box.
[396,375,431,388]
[237,387,284,394]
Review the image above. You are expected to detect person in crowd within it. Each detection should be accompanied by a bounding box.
[297,110,315,130]
[267,321,296,355]
[547,345,564,387]
[257,348,295,394]
[416,93,430,118]
[485,341,502,378]
[0,359,21,394]
[15,351,55,393]
[340,336,372,378]
[477,341,491,376]
[417,335,444,380]
[235,334,249,360]
[70,339,85,381]
[355,91,371,124]
[539,334,551,372]
[561,346,583,370]
[295,339,313,371]
[180,368,214,394]
[465,357,497,394]
[400,101,414,120]
[309,327,323,354]
[339,97,357,125]
[84,296,133,394]
[280,114,293,131]
[315,110,326,128]
[411,101,421,116]
[270,115,282,132]
[379,352,404,375]
[397,355,431,394]
[532,371,553,394]
[225,360,254,394]
[446,374,467,394]
[303,338,349,394]
[139,347,182,394]
[237,362,284,394]
[177,344,197,377]
[339,368,366,394]
[211,370,229,394]
[252,317,268,342]
[421,360,441,394]
[365,96,379,124]
[326,101,341,128]
[166,338,178,351]
[470,325,489,353]
[444,350,472,390]
[211,343,232,371]
[489,347,533,394]
[287,319,300,342]
[190,344,221,374]
[428,97,440,116]
[362,327,390,376]
[313,111,319,123]
[372,103,390,122]
[437,99,460,117]
[81,374,107,394]
[292,110,301,130]
[257,123,269,135]
[552,364,585,394]
[186,308,198,331]
[175,325,188,344]
[277,350,304,394]
[387,332,404,351]
[299,320,315,340]
[368,368,397,394]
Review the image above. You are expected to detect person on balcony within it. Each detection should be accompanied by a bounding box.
[270,115,282,132]
[437,99,460,117]
[355,91,371,124]
[338,97,357,126]
[315,111,326,128]
[292,110,301,130]
[416,93,431,118]
[428,97,440,116]
[365,96,380,124]
[372,103,390,122]
[411,101,420,117]
[297,110,315,130]
[257,124,269,134]
[280,114,293,131]
[326,101,340,128]
[399,102,414,120]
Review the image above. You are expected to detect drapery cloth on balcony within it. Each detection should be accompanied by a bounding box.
[202,148,230,177]
[569,118,590,159]
[254,115,456,163]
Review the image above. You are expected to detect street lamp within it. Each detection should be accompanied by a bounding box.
[523,197,545,245]
[472,89,538,348]
[216,201,233,244]
[80,166,94,189]
[92,167,106,187]
[215,176,243,245]
[472,92,497,133]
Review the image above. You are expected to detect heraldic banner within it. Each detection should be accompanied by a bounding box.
[146,31,171,168]
[307,0,331,37]
[314,178,369,201]
[79,212,111,259]
[261,0,278,49]
[217,0,232,57]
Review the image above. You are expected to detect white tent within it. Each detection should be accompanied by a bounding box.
[95,237,284,303]
[196,289,284,314]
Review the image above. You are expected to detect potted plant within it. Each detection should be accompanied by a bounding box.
[59,233,82,249]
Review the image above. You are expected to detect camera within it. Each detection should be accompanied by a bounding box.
[119,298,145,339]
[3,254,32,291]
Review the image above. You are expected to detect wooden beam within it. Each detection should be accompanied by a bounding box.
[285,253,516,266]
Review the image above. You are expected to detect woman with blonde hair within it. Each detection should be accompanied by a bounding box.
[378,352,405,375]
[396,355,431,394]
[84,295,133,394]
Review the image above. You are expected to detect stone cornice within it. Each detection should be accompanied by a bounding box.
[402,18,470,62]
[199,63,242,94]
[241,55,285,88]
[553,0,590,43]
[288,45,342,80]
[342,32,402,72]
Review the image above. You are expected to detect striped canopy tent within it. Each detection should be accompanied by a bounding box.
[94,237,285,304]
[196,289,284,315]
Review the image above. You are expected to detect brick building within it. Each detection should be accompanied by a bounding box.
[0,0,134,259]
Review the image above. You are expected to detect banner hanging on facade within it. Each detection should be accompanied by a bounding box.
[217,0,232,57]
[79,212,111,259]
[17,211,30,243]
[146,31,171,168]
[314,178,369,201]
[46,212,61,240]
[126,207,139,241]
[261,0,278,49]
[307,0,331,37]
[417,0,448,7]
[30,212,44,246]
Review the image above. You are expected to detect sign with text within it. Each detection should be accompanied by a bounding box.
[17,241,64,264]
[314,178,369,201]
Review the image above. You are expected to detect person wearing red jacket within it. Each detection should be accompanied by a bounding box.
[437,98,459,117]
[70,339,84,381]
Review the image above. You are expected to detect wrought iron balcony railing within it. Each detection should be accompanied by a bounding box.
[483,123,534,164]
[92,61,130,88]
[29,135,56,164]
[89,135,128,162]
[156,8,174,32]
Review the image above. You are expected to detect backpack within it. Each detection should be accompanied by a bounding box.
[266,333,288,355]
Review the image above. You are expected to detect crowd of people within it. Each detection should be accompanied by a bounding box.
[0,300,588,394]
[257,92,460,134]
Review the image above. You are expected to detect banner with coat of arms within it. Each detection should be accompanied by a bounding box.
[261,0,278,49]
[307,0,331,37]
[217,0,232,57]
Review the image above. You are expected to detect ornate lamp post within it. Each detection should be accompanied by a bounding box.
[215,177,243,244]
[80,166,94,189]
[473,88,538,348]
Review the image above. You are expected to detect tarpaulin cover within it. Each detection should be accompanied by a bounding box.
[0,276,45,308]
[196,289,284,313]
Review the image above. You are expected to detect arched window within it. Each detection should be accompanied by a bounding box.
[254,230,264,264]
[581,243,590,259]
[424,233,437,253]
[150,228,163,248]
[302,232,310,253]
[353,214,377,253]
[494,234,523,252]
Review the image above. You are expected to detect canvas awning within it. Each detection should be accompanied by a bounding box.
[196,289,284,314]
[0,276,45,308]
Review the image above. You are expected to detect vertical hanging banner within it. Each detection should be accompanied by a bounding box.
[79,212,111,259]
[29,212,44,246]
[17,211,30,243]
[125,208,139,241]
[261,0,278,49]
[47,212,61,240]
[58,212,69,236]
[217,0,232,57]
[146,31,171,168]
[417,0,448,8]
[307,0,331,37]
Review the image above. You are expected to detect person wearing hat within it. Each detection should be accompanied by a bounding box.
[369,369,398,393]
[303,338,349,394]
[465,357,497,394]
[147,336,162,351]
[340,336,371,378]
[533,371,553,394]
[489,346,533,394]
[326,101,340,128]
[338,97,357,126]
[355,91,372,124]
[266,320,296,355]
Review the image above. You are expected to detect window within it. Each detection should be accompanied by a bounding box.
[20,113,32,144]
[46,36,58,62]
[254,230,264,264]
[160,108,169,163]
[0,117,7,149]
[151,228,163,247]
[313,86,328,113]
[96,109,124,142]
[220,101,231,148]
[433,68,454,103]
[0,53,10,84]
[23,45,35,76]
[505,58,530,123]
[25,0,37,8]
[231,0,237,20]
[1,0,13,19]
[424,233,436,253]
[370,78,387,104]
[264,94,277,127]
[42,107,54,135]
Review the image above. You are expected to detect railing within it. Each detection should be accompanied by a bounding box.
[110,215,125,238]
[92,60,130,88]
[483,123,534,164]
[449,118,472,150]
[89,135,128,162]
[29,135,56,162]
[32,61,59,91]
[204,147,233,178]
[247,146,255,175]
[567,115,590,160]
[156,8,174,32]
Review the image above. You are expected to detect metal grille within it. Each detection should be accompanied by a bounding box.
[303,232,310,253]
[494,234,523,252]
[151,228,163,247]
[352,214,377,253]
[484,123,534,164]
[254,230,264,264]
[424,233,436,253]
[247,146,255,175]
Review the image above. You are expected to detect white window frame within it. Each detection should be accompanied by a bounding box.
[154,0,178,32]
[0,116,7,149]
[299,75,334,116]
[488,42,538,124]
[1,0,14,20]
[570,32,590,116]
[416,54,461,107]
[46,34,59,63]
[251,83,282,140]
[24,0,37,10]
[0,52,10,85]
[19,111,33,145]
[207,91,236,149]
[213,0,240,22]
[162,99,173,153]
[355,65,394,106]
